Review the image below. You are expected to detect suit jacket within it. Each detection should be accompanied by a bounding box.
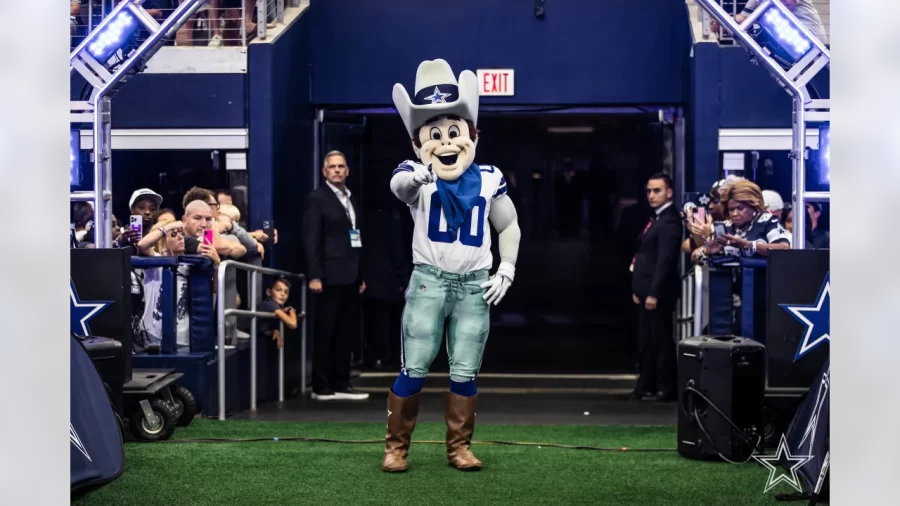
[631,203,683,303]
[303,185,362,287]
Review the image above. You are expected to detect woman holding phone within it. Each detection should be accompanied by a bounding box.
[691,180,791,264]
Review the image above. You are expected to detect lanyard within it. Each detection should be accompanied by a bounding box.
[336,191,355,229]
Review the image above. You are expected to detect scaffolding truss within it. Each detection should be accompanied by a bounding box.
[70,0,209,248]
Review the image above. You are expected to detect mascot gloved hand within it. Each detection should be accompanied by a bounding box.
[481,261,515,305]
[382,58,522,474]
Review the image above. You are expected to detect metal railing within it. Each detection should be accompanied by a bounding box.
[70,0,297,50]
[216,259,307,421]
[676,264,706,341]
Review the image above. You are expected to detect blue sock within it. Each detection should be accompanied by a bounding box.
[392,372,425,397]
[450,380,477,397]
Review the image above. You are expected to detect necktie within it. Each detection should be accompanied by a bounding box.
[631,217,654,269]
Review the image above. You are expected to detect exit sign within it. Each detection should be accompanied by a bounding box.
[477,69,515,96]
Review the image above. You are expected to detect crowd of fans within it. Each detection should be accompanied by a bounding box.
[682,175,828,266]
[71,185,283,353]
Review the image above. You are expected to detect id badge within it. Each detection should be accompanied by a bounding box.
[349,229,362,248]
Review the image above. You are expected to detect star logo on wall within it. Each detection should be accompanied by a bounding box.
[70,279,112,336]
[780,272,829,362]
[424,86,451,104]
[752,434,813,493]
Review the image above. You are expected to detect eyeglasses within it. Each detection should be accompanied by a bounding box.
[208,202,220,209]
[168,228,184,238]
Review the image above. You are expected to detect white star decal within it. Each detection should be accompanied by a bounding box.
[698,195,710,205]
[752,434,813,493]
[424,86,452,104]
[71,280,111,336]
[780,273,830,361]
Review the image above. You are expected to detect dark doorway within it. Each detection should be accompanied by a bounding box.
[318,108,675,374]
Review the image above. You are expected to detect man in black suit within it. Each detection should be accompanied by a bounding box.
[631,173,682,402]
[303,150,369,401]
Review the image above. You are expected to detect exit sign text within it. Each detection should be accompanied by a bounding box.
[476,69,515,96]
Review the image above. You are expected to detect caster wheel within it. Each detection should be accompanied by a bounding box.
[169,385,198,427]
[130,398,178,442]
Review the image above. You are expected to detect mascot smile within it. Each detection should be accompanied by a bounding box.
[382,59,522,474]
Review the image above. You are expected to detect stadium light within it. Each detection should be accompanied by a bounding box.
[86,11,139,63]
[757,7,813,61]
[817,125,830,185]
[70,130,80,186]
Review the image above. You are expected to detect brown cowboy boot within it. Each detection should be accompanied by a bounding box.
[382,390,421,472]
[445,391,482,471]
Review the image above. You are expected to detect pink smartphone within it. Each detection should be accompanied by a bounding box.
[694,206,707,224]
[203,229,214,245]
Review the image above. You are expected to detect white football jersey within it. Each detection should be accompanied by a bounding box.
[393,160,508,274]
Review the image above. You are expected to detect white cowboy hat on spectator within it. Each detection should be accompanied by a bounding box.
[392,59,479,138]
[129,188,163,209]
[762,190,784,211]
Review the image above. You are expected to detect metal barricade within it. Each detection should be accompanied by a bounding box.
[216,260,307,421]
[676,264,706,340]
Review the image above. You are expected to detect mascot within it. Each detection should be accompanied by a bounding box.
[382,59,522,473]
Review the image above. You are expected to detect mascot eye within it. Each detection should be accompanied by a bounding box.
[430,127,442,141]
[448,125,460,139]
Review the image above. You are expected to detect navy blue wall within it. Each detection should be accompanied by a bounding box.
[71,73,246,128]
[247,10,313,276]
[686,43,721,195]
[309,0,691,106]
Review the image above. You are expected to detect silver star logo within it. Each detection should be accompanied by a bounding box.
[698,195,710,205]
[752,434,813,493]
[71,423,92,462]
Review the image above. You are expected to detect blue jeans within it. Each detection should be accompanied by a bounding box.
[400,265,491,383]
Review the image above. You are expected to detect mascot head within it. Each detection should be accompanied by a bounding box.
[392,59,479,182]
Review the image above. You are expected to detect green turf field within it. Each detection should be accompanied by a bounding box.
[72,419,797,505]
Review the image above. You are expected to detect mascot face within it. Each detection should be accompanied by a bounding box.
[416,116,476,182]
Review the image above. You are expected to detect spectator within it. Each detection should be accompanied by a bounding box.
[134,219,190,351]
[73,204,94,244]
[181,187,253,260]
[762,190,785,220]
[682,175,746,254]
[692,180,791,264]
[180,200,222,265]
[630,173,682,402]
[303,150,368,401]
[782,203,829,249]
[129,188,163,232]
[216,189,233,207]
[258,277,299,350]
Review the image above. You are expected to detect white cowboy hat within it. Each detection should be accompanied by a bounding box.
[392,59,479,138]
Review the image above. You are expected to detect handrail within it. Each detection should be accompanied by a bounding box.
[216,259,307,420]
[677,264,706,341]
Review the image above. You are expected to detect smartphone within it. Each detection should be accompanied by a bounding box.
[694,206,707,225]
[203,228,214,245]
[713,223,726,239]
[130,215,143,239]
[262,219,275,245]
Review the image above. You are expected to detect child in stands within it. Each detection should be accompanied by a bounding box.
[258,277,298,349]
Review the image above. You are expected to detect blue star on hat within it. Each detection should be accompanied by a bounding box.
[780,272,829,362]
[70,279,112,336]
[424,86,452,104]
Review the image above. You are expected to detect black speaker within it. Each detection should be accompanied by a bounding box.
[677,335,766,462]
[80,336,125,417]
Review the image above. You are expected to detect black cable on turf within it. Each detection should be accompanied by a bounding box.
[684,386,762,465]
[146,437,675,452]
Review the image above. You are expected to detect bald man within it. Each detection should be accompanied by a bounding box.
[181,200,221,264]
[182,200,245,259]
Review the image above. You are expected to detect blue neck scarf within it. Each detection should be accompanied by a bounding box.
[435,162,482,237]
